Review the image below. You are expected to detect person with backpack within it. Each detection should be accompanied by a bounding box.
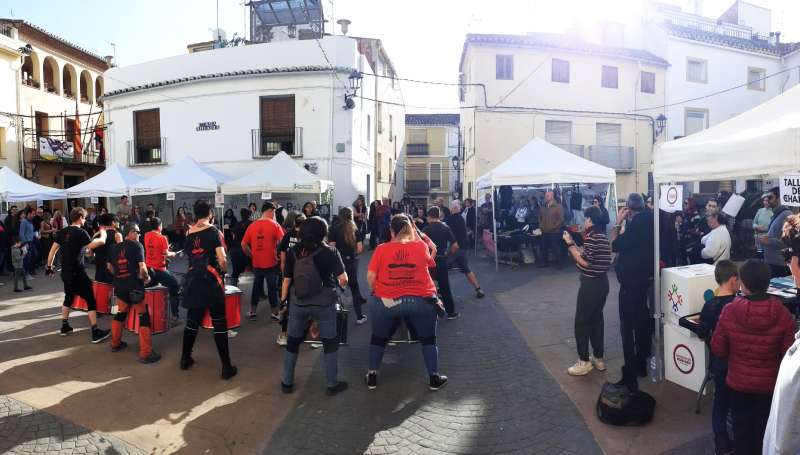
[279,216,349,396]
[365,214,448,391]
[108,223,161,364]
[275,211,305,346]
[328,207,368,325]
[241,201,285,321]
[179,200,237,380]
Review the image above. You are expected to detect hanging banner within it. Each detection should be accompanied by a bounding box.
[214,193,225,208]
[261,192,272,200]
[90,196,99,204]
[166,193,176,201]
[659,184,683,213]
[779,174,800,207]
[38,137,74,160]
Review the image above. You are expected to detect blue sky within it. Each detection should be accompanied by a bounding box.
[5,0,799,112]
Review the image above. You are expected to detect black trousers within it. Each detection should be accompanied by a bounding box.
[431,257,456,314]
[182,300,232,368]
[575,274,609,361]
[730,389,772,455]
[344,260,366,319]
[62,271,96,311]
[618,280,653,385]
[540,232,564,266]
[251,266,280,311]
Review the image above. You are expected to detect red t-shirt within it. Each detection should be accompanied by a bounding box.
[144,230,169,271]
[368,240,436,299]
[241,218,284,269]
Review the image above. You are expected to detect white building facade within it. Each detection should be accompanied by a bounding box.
[103,34,404,211]
[0,24,22,175]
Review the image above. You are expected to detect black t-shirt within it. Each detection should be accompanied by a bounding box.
[56,226,91,280]
[32,215,42,232]
[278,230,300,255]
[285,244,345,288]
[231,220,251,250]
[94,228,118,280]
[111,240,146,294]
[423,222,456,257]
[186,226,224,273]
[444,213,468,247]
[329,224,364,263]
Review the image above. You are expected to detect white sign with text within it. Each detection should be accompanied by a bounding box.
[780,174,800,207]
[659,184,683,213]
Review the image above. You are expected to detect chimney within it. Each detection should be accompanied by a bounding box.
[775,31,781,44]
[693,0,703,16]
[336,19,351,36]
[104,55,114,67]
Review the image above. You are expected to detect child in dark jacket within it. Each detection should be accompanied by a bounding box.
[712,259,796,455]
[695,260,739,455]
[11,236,31,292]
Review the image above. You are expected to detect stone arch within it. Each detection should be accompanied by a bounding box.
[62,63,77,98]
[21,51,41,87]
[94,76,104,106]
[42,56,60,94]
[79,70,93,103]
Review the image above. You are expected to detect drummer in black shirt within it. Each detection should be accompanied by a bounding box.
[46,207,111,343]
[444,200,485,299]
[423,206,459,319]
[93,213,122,284]
[109,223,161,363]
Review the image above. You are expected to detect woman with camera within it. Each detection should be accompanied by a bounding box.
[365,214,448,391]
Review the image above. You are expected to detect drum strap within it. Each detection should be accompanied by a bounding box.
[206,265,223,289]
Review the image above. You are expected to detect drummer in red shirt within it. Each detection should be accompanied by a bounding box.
[144,217,180,324]
[242,202,285,321]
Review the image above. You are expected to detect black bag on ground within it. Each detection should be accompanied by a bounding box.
[596,382,655,426]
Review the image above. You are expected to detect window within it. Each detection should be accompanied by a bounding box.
[389,158,393,183]
[376,152,382,181]
[377,102,384,133]
[601,66,619,88]
[366,114,371,146]
[641,71,655,94]
[496,55,513,80]
[259,95,296,156]
[685,108,709,136]
[459,74,466,102]
[596,123,621,146]
[389,114,393,140]
[35,111,49,137]
[686,58,707,83]
[552,59,570,83]
[134,108,162,164]
[430,163,442,189]
[407,129,428,155]
[468,182,473,199]
[0,127,5,158]
[545,120,572,145]
[747,67,766,91]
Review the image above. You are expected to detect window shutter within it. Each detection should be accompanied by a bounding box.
[545,120,572,145]
[261,96,295,135]
[685,110,707,135]
[135,109,161,148]
[596,123,621,146]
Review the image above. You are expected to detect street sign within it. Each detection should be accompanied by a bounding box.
[779,174,800,207]
[215,193,224,208]
[261,192,272,200]
[659,184,682,213]
[90,196,99,204]
[166,193,176,201]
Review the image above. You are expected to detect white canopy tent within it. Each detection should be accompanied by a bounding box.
[650,84,800,383]
[0,167,66,202]
[65,163,145,198]
[131,156,232,195]
[221,151,333,195]
[477,137,617,270]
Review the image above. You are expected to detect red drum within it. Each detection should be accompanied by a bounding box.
[202,286,242,330]
[123,286,170,334]
[72,281,114,314]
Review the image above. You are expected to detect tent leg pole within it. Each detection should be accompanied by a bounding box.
[652,182,663,383]
[492,185,498,272]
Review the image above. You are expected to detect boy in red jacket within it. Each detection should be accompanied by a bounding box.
[712,259,796,455]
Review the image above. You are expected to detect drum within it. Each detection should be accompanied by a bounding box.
[123,285,170,334]
[72,281,114,314]
[202,285,243,330]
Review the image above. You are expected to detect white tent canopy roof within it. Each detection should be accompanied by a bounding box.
[221,151,333,195]
[132,156,232,195]
[476,137,616,189]
[65,163,145,198]
[654,84,800,183]
[0,167,66,201]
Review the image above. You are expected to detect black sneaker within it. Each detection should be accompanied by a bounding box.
[13,289,22,293]
[270,312,280,322]
[325,381,348,396]
[59,324,74,337]
[248,312,257,321]
[24,286,32,291]
[180,356,195,370]
[365,372,377,390]
[446,312,460,320]
[429,374,448,391]
[139,352,162,364]
[111,341,128,352]
[475,289,485,298]
[91,329,111,344]
[281,382,293,394]
[221,365,238,380]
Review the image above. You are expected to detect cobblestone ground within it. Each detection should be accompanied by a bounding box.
[264,272,603,455]
[0,395,145,455]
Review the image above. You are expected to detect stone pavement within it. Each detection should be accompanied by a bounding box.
[0,395,144,454]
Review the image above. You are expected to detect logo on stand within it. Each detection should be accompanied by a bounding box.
[673,344,695,374]
[667,283,684,313]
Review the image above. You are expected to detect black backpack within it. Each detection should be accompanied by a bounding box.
[293,248,325,299]
[596,382,655,426]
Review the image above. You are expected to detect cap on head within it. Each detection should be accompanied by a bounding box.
[626,193,645,212]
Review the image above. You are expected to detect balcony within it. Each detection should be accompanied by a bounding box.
[587,145,635,171]
[552,143,586,158]
[22,78,40,89]
[127,137,167,166]
[252,127,303,158]
[406,143,430,156]
[0,23,13,38]
[405,180,444,194]
[25,143,104,166]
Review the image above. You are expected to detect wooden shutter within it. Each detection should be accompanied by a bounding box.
[35,112,49,137]
[135,109,161,148]
[261,96,295,135]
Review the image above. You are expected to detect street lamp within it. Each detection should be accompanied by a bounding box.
[655,114,667,137]
[344,69,363,110]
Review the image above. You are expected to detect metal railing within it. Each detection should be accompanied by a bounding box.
[252,127,303,158]
[552,143,586,158]
[127,137,167,166]
[22,78,40,89]
[588,145,635,171]
[0,23,13,38]
[406,143,430,156]
[25,143,104,165]
[663,14,771,42]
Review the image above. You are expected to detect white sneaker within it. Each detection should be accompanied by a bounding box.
[592,357,607,371]
[567,360,594,376]
[356,316,368,325]
[276,333,288,346]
